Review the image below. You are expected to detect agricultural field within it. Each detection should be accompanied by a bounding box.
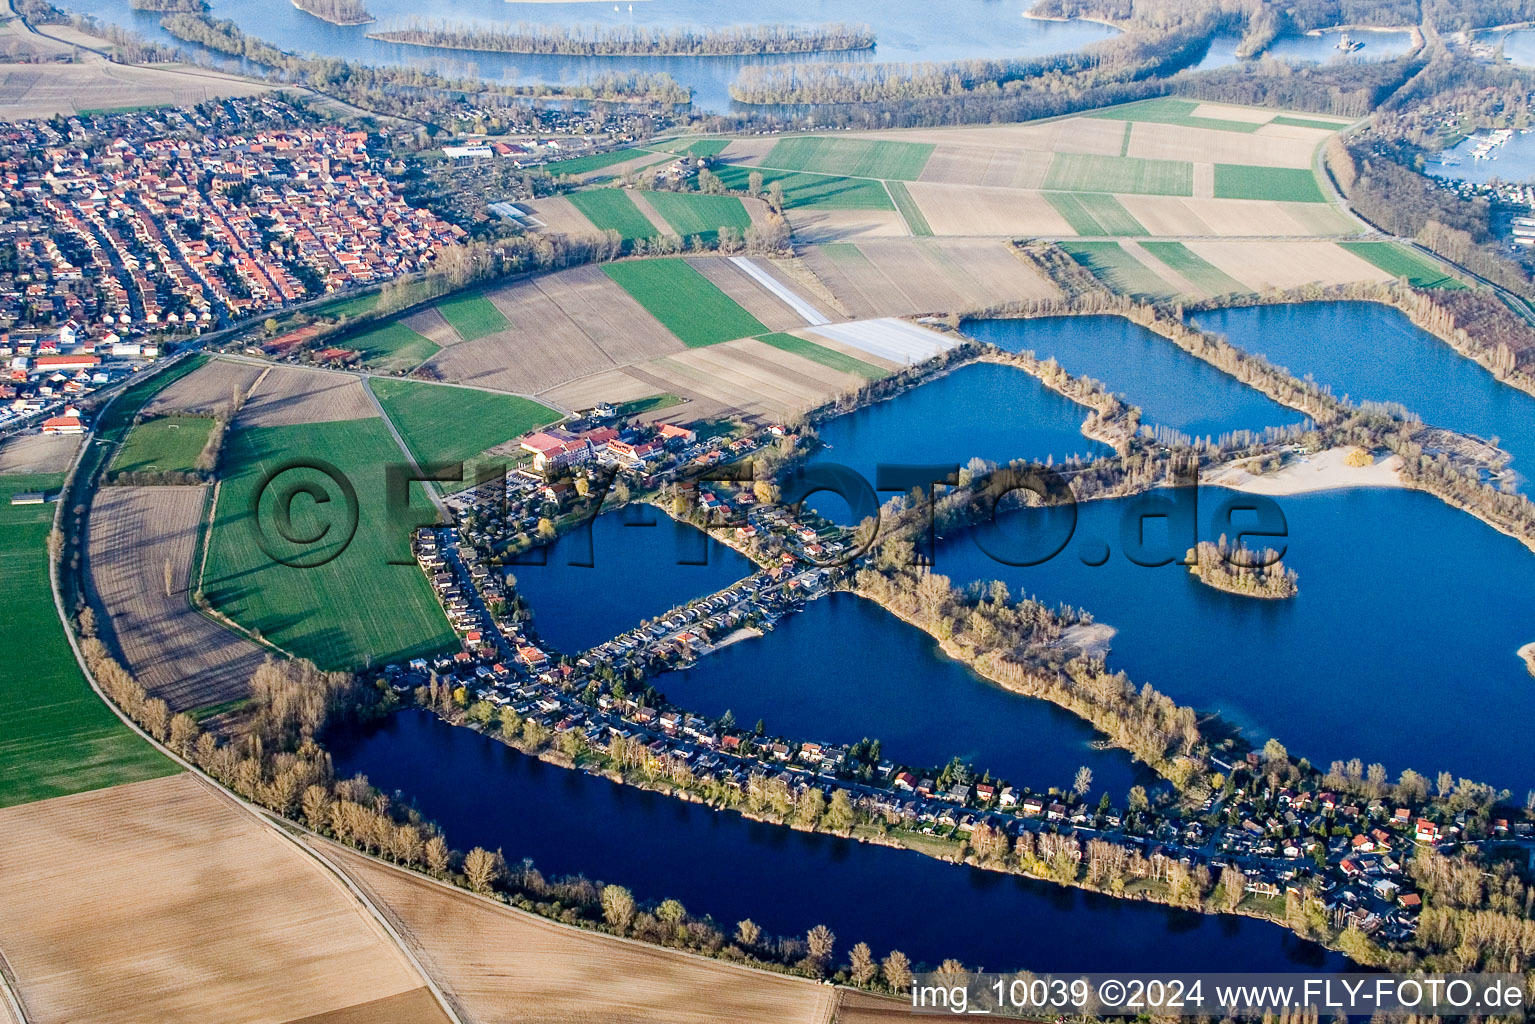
[141,357,263,417]
[0,473,174,809]
[566,188,660,241]
[107,415,215,477]
[1061,241,1179,300]
[642,191,752,243]
[86,486,266,711]
[317,840,837,1024]
[761,136,935,180]
[798,239,1057,319]
[685,256,810,332]
[756,332,888,381]
[424,265,687,394]
[1044,192,1148,236]
[1089,97,1266,134]
[202,417,457,670]
[435,289,510,342]
[0,433,78,475]
[1338,241,1466,289]
[885,181,932,235]
[1212,164,1327,202]
[0,773,447,1024]
[371,378,560,469]
[542,146,661,178]
[1138,241,1250,296]
[713,164,893,210]
[1179,240,1399,290]
[804,318,961,365]
[1042,153,1194,196]
[236,365,376,427]
[0,61,270,120]
[347,321,441,372]
[602,259,769,347]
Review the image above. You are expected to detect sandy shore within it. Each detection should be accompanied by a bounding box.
[1206,448,1404,496]
[1520,642,1535,678]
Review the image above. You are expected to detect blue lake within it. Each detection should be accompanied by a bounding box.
[659,591,1153,799]
[510,506,755,654]
[66,0,1118,113]
[809,361,1107,521]
[1194,302,1535,478]
[1194,29,1414,71]
[330,709,1346,973]
[964,316,1306,441]
[934,487,1535,793]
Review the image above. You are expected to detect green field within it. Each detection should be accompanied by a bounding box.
[1061,242,1177,300]
[642,191,752,244]
[372,379,560,469]
[436,290,510,342]
[886,181,932,236]
[1045,192,1148,236]
[568,188,661,241]
[614,393,685,416]
[544,147,659,177]
[715,164,893,209]
[1043,153,1194,196]
[0,473,175,809]
[108,415,215,476]
[1139,241,1250,296]
[756,333,887,381]
[602,258,769,347]
[1212,164,1327,202]
[314,290,381,319]
[347,322,439,372]
[650,138,731,157]
[1088,97,1265,134]
[1339,242,1467,289]
[761,136,934,180]
[202,419,457,670]
[1270,115,1352,131]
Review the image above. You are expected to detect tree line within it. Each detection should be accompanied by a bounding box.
[367,20,875,57]
[292,0,373,27]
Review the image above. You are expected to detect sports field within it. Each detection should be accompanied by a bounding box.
[756,332,888,381]
[601,259,769,347]
[761,136,934,180]
[715,164,893,209]
[108,416,215,476]
[886,181,932,236]
[202,418,457,670]
[372,379,560,468]
[1088,97,1264,134]
[1045,192,1148,236]
[436,289,510,342]
[1061,241,1177,300]
[1212,164,1327,202]
[1043,153,1194,196]
[642,191,752,243]
[1338,241,1466,289]
[0,473,174,809]
[348,321,440,372]
[567,189,659,241]
[1139,241,1250,295]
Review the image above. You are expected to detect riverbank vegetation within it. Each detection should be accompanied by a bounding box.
[368,20,875,57]
[129,0,205,12]
[1187,538,1299,599]
[292,0,373,27]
